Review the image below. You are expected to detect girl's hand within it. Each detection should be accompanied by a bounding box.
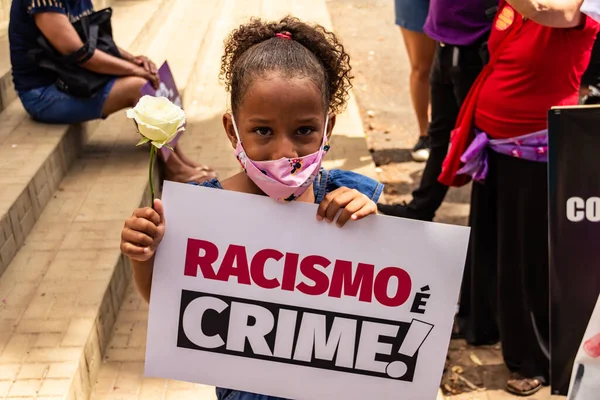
[316,187,377,227]
[121,199,166,261]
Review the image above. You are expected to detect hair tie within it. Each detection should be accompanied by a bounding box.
[275,31,292,40]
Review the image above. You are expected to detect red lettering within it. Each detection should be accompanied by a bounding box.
[296,255,331,296]
[329,260,374,303]
[281,252,300,291]
[373,267,412,307]
[250,249,283,289]
[184,239,219,279]
[185,241,411,307]
[215,245,251,285]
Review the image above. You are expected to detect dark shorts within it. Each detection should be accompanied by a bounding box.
[394,0,430,33]
[17,78,117,124]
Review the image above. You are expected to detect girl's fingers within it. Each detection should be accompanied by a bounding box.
[133,207,161,226]
[316,187,349,220]
[324,189,358,222]
[350,201,378,221]
[121,242,150,261]
[335,197,367,227]
[127,217,159,237]
[122,227,154,247]
[154,199,166,227]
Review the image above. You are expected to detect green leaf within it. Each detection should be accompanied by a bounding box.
[136,137,151,146]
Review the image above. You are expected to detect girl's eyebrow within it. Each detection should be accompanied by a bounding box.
[296,116,320,123]
[248,117,273,123]
[247,116,321,123]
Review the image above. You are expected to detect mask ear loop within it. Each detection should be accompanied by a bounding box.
[230,114,242,144]
[322,114,330,147]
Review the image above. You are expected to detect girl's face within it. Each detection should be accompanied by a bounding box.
[223,73,335,161]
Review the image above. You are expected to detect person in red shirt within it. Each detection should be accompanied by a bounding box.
[441,1,599,396]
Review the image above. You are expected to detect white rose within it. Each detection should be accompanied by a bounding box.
[126,95,186,149]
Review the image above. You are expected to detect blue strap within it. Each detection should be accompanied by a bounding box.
[315,168,328,204]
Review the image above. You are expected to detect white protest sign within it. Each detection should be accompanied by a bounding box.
[145,181,470,400]
[568,294,600,400]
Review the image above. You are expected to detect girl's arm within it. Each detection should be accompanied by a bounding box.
[33,13,160,88]
[132,258,154,303]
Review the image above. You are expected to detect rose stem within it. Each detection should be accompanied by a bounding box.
[149,145,156,207]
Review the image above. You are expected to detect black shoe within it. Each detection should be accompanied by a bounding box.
[377,202,433,221]
[411,136,431,162]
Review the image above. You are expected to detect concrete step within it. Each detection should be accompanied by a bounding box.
[0,0,223,398]
[90,0,380,398]
[0,33,15,115]
[0,0,169,279]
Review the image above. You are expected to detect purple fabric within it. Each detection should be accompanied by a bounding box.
[140,61,183,161]
[457,129,548,182]
[423,0,493,46]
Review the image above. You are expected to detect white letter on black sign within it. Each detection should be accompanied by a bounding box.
[293,314,357,368]
[586,197,600,222]
[567,197,585,222]
[355,321,399,373]
[227,302,274,356]
[273,309,298,359]
[182,296,228,349]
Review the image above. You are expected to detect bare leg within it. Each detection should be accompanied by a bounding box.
[101,76,146,117]
[399,27,436,138]
[101,76,214,183]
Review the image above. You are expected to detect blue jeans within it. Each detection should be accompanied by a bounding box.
[17,78,117,124]
[394,0,430,33]
[216,388,288,400]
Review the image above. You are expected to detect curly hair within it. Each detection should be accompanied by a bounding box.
[220,16,353,115]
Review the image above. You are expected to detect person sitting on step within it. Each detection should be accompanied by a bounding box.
[8,0,216,183]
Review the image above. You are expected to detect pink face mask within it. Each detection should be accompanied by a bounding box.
[231,114,330,202]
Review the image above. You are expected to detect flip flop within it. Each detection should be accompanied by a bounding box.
[194,165,218,179]
[506,376,543,397]
[186,170,216,184]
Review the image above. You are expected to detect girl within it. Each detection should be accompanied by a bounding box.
[120,16,383,400]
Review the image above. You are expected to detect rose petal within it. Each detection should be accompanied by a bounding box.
[128,96,186,144]
[137,121,170,141]
[126,108,137,119]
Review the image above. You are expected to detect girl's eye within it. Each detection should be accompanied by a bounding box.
[254,127,272,136]
[297,127,315,136]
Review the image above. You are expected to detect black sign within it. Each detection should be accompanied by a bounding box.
[548,106,600,395]
[177,290,434,382]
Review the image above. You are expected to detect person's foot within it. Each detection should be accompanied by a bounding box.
[193,165,218,179]
[411,136,431,162]
[163,152,217,184]
[506,374,543,397]
[166,167,216,184]
[377,202,434,221]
